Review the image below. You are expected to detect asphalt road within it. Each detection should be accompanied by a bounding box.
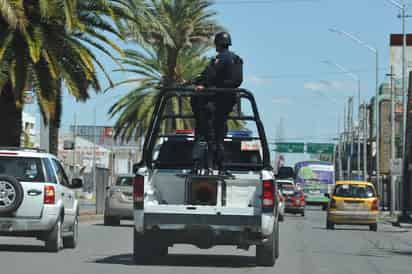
[1,208,412,274]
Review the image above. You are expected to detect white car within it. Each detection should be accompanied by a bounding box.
[132,88,280,266]
[0,148,83,252]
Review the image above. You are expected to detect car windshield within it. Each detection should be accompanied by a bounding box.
[333,184,376,198]
[0,157,45,182]
[116,177,133,186]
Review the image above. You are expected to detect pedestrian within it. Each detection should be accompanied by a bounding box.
[190,31,243,175]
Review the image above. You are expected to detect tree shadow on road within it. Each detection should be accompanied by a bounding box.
[0,244,47,253]
[93,253,257,268]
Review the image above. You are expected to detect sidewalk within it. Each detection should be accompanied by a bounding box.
[78,197,101,222]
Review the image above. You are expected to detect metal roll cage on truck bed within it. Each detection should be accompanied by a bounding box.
[137,87,272,171]
[132,87,279,267]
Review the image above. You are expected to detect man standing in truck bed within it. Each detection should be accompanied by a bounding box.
[191,31,243,174]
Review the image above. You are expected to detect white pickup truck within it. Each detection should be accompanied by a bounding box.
[132,88,279,266]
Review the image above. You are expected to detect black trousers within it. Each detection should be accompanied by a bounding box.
[191,95,236,170]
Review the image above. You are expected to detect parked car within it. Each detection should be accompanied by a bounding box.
[277,189,285,222]
[284,189,305,216]
[326,181,379,231]
[132,88,280,266]
[0,148,83,252]
[104,174,134,226]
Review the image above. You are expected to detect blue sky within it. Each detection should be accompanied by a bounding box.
[25,0,411,163]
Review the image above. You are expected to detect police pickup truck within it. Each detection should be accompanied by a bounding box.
[132,88,279,266]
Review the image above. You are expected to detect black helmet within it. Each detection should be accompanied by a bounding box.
[214,32,232,47]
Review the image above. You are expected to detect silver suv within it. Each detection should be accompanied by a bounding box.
[104,174,134,226]
[0,148,83,252]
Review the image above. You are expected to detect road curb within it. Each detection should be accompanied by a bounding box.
[79,211,103,223]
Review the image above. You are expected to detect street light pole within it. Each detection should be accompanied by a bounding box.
[323,60,362,178]
[388,66,397,214]
[386,0,408,160]
[329,28,380,192]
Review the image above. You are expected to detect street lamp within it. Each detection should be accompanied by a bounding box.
[329,28,380,192]
[386,0,408,161]
[323,60,363,178]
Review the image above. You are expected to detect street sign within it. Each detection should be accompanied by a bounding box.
[274,142,305,153]
[391,158,403,176]
[307,143,335,154]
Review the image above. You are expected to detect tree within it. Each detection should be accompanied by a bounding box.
[0,0,128,153]
[109,45,209,141]
[109,0,222,140]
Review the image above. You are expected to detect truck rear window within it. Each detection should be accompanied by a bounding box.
[154,138,262,170]
[0,157,45,182]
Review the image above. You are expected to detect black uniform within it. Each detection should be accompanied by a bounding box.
[191,49,239,171]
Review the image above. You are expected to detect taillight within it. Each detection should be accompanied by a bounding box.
[330,198,336,209]
[262,180,275,212]
[44,185,55,204]
[371,198,379,211]
[133,175,144,209]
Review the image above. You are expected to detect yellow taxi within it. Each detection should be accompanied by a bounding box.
[326,181,379,231]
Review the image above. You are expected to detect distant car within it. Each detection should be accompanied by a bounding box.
[276,179,295,191]
[0,148,83,252]
[284,189,305,216]
[276,166,294,179]
[277,189,285,222]
[104,174,134,226]
[326,181,379,231]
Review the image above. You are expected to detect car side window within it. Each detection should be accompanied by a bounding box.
[43,158,58,184]
[52,159,70,186]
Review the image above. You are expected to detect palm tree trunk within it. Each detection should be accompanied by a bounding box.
[164,47,180,133]
[48,81,62,155]
[0,82,22,147]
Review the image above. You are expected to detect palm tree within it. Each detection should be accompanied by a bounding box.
[109,0,222,140]
[0,0,129,153]
[109,45,210,141]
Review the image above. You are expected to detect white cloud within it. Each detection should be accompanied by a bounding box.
[303,80,346,91]
[247,75,272,86]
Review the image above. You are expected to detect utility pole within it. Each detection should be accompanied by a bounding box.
[337,116,343,180]
[73,113,77,171]
[387,66,397,214]
[363,102,368,180]
[348,97,354,179]
[92,107,97,198]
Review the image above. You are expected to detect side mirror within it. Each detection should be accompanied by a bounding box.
[71,178,83,189]
[133,160,144,173]
[324,193,330,199]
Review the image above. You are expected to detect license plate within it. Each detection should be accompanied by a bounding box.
[344,203,362,210]
[309,190,320,194]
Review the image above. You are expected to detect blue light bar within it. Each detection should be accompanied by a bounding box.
[227,130,252,137]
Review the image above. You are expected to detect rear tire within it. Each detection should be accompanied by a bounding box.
[322,204,327,211]
[45,217,63,252]
[301,211,305,217]
[133,230,168,264]
[326,220,334,230]
[63,216,78,249]
[369,223,378,232]
[104,215,120,226]
[256,226,276,266]
[279,213,284,222]
[0,175,24,215]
